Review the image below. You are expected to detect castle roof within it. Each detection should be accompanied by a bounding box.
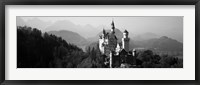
[111,20,115,29]
[119,49,128,55]
[124,30,128,33]
[103,29,106,34]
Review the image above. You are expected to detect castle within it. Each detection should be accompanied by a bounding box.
[99,20,136,68]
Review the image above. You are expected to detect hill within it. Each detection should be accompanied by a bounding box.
[48,30,88,46]
[86,36,183,52]
[45,20,99,38]
[16,17,51,31]
[48,30,89,51]
[133,36,183,52]
[17,26,84,68]
[135,36,182,51]
[133,32,160,41]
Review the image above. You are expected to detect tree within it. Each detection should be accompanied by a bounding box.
[17,26,84,68]
[137,50,153,62]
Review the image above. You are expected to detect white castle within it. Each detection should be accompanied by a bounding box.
[99,20,136,68]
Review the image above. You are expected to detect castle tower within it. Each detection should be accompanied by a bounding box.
[122,30,130,52]
[99,29,106,54]
[111,20,115,33]
[108,20,117,52]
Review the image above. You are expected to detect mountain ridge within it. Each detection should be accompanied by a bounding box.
[48,30,88,47]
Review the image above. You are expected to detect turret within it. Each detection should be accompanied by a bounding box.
[122,30,130,52]
[102,29,106,38]
[99,29,106,54]
[123,30,129,38]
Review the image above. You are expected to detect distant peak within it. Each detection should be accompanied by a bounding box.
[160,36,168,39]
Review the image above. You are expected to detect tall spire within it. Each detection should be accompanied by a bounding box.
[111,19,115,29]
[103,28,106,34]
[111,19,115,33]
[124,29,128,34]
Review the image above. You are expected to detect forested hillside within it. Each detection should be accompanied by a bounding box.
[17,26,104,68]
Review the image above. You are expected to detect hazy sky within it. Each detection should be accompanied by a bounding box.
[19,16,183,42]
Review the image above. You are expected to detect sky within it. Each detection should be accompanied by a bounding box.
[19,16,183,42]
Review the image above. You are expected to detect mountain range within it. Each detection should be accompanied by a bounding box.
[17,17,52,31]
[17,17,183,52]
[17,17,100,38]
[133,36,183,51]
[48,30,89,51]
[46,28,182,52]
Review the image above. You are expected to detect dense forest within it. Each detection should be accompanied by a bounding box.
[17,26,183,68]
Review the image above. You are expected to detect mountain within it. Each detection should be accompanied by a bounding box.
[16,18,100,38]
[45,20,76,31]
[133,32,160,41]
[16,17,52,32]
[133,36,183,51]
[16,17,26,26]
[48,30,88,47]
[26,18,52,31]
[86,35,183,53]
[45,20,99,38]
[85,41,99,51]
